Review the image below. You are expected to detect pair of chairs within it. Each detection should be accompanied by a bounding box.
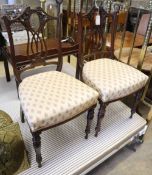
[2,1,148,167]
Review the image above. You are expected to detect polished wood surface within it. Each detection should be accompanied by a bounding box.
[9,38,78,57]
[3,6,63,83]
[107,31,152,49]
[11,31,151,55]
[6,31,152,66]
[3,5,80,83]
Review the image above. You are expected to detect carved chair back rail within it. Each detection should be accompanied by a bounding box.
[3,5,62,83]
[78,5,118,65]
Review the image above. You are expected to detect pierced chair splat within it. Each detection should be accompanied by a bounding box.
[78,4,149,137]
[3,3,99,167]
[2,5,63,85]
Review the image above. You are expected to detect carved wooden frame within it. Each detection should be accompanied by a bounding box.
[2,5,62,85]
[77,3,146,137]
[3,2,97,167]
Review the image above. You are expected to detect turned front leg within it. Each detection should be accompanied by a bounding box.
[130,88,144,119]
[20,106,25,123]
[85,106,96,139]
[32,131,42,168]
[95,101,107,137]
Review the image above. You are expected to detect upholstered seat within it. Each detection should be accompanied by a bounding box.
[78,5,150,138]
[83,58,148,102]
[19,71,99,132]
[114,48,152,71]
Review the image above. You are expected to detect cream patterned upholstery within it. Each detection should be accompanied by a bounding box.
[83,58,148,102]
[114,48,152,71]
[19,71,99,132]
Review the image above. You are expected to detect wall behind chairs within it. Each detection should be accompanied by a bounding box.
[8,0,15,4]
[0,0,8,5]
[0,0,40,7]
[17,0,40,7]
[131,0,149,8]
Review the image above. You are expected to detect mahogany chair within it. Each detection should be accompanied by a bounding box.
[3,1,99,167]
[78,4,149,137]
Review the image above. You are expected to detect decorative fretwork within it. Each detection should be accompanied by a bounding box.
[2,3,62,83]
[78,3,119,62]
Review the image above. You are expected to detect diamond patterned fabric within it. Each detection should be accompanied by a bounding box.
[83,58,148,102]
[19,71,99,132]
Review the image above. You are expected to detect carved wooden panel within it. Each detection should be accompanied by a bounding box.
[79,4,119,61]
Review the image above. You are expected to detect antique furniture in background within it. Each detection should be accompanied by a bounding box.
[62,0,81,64]
[62,0,133,62]
[1,0,82,81]
[78,4,148,137]
[114,7,152,103]
[2,1,99,167]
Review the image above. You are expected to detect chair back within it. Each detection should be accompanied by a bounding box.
[62,0,78,39]
[63,0,94,39]
[2,1,63,83]
[117,7,152,69]
[115,7,152,103]
[78,3,119,63]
